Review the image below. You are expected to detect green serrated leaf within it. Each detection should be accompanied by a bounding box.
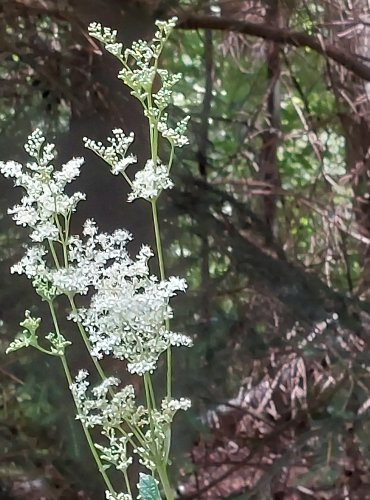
[138,473,161,500]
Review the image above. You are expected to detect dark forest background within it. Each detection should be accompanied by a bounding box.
[2,0,370,498]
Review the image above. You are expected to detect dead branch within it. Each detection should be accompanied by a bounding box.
[178,15,370,82]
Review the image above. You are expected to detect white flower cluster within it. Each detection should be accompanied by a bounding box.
[158,115,190,148]
[106,492,131,500]
[88,23,118,46]
[11,219,132,297]
[96,429,133,472]
[134,396,191,468]
[2,16,193,492]
[86,17,190,203]
[69,236,191,374]
[154,70,182,110]
[11,245,48,278]
[83,129,136,176]
[70,370,137,428]
[71,369,190,472]
[124,18,177,91]
[4,149,190,369]
[51,220,132,295]
[0,130,85,242]
[89,18,176,99]
[128,159,173,202]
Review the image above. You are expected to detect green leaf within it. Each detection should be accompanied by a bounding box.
[138,473,161,500]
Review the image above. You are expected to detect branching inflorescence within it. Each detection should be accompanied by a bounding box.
[0,17,190,500]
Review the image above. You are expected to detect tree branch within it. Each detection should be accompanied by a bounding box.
[178,15,370,82]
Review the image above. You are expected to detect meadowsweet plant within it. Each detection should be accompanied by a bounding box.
[0,18,191,500]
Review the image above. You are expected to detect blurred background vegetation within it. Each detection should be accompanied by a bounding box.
[2,0,370,498]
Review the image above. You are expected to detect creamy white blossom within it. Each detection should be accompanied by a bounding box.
[154,70,182,110]
[88,23,118,45]
[68,236,190,374]
[24,129,55,165]
[13,222,132,295]
[71,370,190,476]
[128,159,173,202]
[0,130,85,243]
[83,218,98,237]
[158,115,190,148]
[161,397,191,416]
[2,17,192,495]
[84,129,136,176]
[54,158,84,187]
[106,492,131,500]
[88,16,178,115]
[96,428,133,472]
[70,371,137,428]
[71,246,191,375]
[11,245,47,278]
[0,160,23,179]
[30,220,59,242]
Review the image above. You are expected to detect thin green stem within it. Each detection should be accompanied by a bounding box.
[92,149,133,188]
[54,212,64,242]
[151,200,165,281]
[121,170,133,187]
[142,81,176,487]
[157,464,174,500]
[147,93,156,157]
[67,294,108,382]
[144,374,154,427]
[152,121,159,163]
[47,300,60,335]
[147,374,157,410]
[123,469,132,497]
[62,213,70,267]
[143,373,158,458]
[151,200,172,400]
[48,240,60,270]
[60,355,115,494]
[166,348,172,398]
[46,299,114,493]
[33,344,54,356]
[167,143,175,173]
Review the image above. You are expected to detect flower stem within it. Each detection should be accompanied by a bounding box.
[68,295,108,382]
[167,143,175,174]
[151,200,165,281]
[46,299,114,494]
[123,470,132,497]
[60,354,115,494]
[150,199,173,479]
[157,464,174,500]
[151,200,172,401]
[147,373,157,409]
[48,240,60,270]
